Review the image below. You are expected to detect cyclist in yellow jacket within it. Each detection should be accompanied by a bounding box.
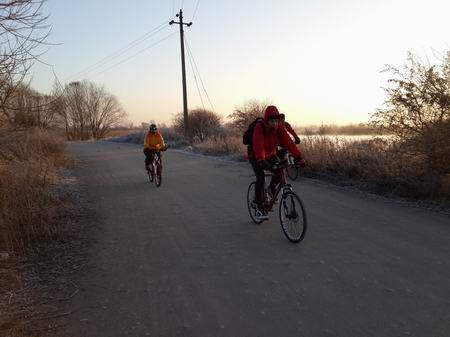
[144,124,166,171]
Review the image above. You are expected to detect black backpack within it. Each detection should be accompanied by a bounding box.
[243,117,265,146]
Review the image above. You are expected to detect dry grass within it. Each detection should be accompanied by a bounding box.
[300,136,449,199]
[191,134,449,199]
[194,135,245,157]
[0,129,69,254]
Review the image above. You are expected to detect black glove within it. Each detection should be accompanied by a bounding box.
[258,160,273,171]
[294,137,301,144]
[294,156,306,168]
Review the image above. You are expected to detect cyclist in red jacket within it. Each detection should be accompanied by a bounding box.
[249,105,305,220]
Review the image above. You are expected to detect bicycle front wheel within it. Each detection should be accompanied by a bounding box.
[148,166,154,182]
[279,191,307,243]
[247,182,263,224]
[155,162,162,187]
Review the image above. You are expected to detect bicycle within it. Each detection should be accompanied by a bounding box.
[246,160,307,243]
[147,146,168,187]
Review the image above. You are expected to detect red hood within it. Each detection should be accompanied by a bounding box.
[264,105,280,123]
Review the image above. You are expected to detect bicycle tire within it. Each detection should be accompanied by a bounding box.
[155,162,162,187]
[279,191,307,243]
[148,166,154,182]
[247,182,263,225]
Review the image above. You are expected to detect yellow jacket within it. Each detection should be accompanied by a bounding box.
[144,131,165,150]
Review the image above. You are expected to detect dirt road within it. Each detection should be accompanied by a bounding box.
[62,141,450,337]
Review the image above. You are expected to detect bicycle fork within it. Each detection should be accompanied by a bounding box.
[281,189,298,220]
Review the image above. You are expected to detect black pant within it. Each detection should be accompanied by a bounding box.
[144,149,161,167]
[249,156,283,209]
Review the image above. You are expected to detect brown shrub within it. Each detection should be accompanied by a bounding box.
[371,51,450,195]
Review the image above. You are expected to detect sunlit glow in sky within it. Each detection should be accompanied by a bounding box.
[32,0,450,126]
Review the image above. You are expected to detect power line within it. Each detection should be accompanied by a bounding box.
[185,36,215,112]
[185,35,205,109]
[191,0,201,21]
[64,20,171,82]
[65,23,169,81]
[89,31,178,79]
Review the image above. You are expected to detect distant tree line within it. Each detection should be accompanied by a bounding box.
[299,123,383,136]
[1,79,127,140]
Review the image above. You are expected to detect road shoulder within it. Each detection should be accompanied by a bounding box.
[0,168,99,337]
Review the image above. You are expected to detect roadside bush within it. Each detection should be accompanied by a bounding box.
[0,129,68,253]
[173,108,222,142]
[372,51,450,197]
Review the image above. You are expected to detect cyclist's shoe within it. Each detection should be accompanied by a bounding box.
[255,209,269,221]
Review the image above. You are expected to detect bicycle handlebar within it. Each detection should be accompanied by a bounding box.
[158,145,170,152]
[265,160,303,174]
[270,159,292,171]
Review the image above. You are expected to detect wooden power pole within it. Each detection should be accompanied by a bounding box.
[170,10,192,138]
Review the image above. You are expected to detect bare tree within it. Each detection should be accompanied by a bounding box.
[61,81,88,139]
[228,100,269,131]
[0,0,51,128]
[173,108,222,142]
[85,82,126,139]
[59,80,126,140]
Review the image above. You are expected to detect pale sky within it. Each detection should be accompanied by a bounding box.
[32,0,450,126]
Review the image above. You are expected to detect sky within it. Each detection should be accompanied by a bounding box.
[32,0,450,127]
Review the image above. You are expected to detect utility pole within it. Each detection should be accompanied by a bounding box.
[170,10,192,138]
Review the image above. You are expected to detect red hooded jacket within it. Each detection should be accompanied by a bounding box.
[251,106,301,161]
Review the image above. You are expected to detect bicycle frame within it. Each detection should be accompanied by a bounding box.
[152,154,162,175]
[263,163,294,211]
[154,154,162,168]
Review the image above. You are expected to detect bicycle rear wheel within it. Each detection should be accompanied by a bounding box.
[247,182,263,224]
[286,165,299,181]
[279,191,307,243]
